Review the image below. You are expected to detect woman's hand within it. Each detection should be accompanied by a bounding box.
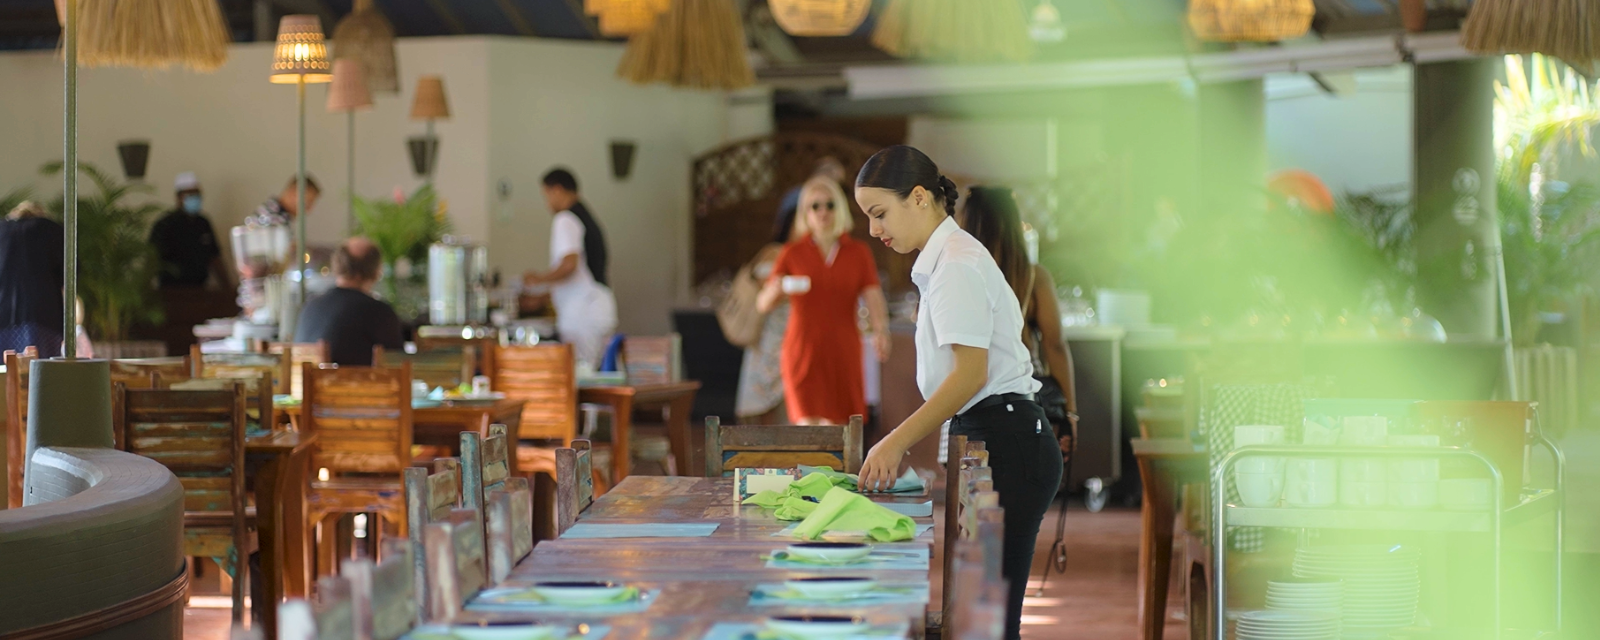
[858,438,907,492]
[872,332,891,362]
[756,278,785,314]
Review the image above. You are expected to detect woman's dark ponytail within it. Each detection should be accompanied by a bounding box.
[857,145,957,216]
[936,175,959,217]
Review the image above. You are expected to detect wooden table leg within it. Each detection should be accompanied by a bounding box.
[1137,457,1176,640]
[664,393,696,476]
[611,396,634,484]
[255,451,286,639]
[283,447,312,597]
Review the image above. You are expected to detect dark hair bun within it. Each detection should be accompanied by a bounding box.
[936,175,959,216]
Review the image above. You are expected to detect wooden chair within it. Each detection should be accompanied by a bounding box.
[4,347,37,508]
[278,574,356,640]
[168,368,275,435]
[484,476,534,585]
[343,538,419,640]
[947,538,1008,640]
[115,383,253,621]
[267,341,331,399]
[554,439,596,535]
[373,345,476,392]
[939,437,990,632]
[415,327,497,377]
[494,344,577,443]
[423,508,489,623]
[303,362,415,578]
[193,344,291,394]
[703,414,864,476]
[404,458,462,618]
[622,334,681,384]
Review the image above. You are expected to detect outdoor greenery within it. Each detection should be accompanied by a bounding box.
[39,161,164,343]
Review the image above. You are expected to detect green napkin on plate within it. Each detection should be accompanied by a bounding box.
[796,465,925,494]
[792,486,917,542]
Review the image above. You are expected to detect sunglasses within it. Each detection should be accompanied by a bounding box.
[809,201,836,211]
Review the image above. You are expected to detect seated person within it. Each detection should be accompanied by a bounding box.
[294,237,403,366]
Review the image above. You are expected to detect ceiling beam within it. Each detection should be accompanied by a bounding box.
[560,0,601,39]
[423,0,469,34]
[490,0,538,36]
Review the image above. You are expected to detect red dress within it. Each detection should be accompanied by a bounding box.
[769,235,880,423]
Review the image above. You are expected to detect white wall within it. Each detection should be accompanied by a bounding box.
[0,35,760,336]
[1264,65,1413,196]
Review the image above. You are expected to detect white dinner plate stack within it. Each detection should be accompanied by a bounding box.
[1265,578,1342,617]
[1292,545,1422,638]
[1235,609,1340,640]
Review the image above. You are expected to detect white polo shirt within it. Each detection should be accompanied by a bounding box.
[912,216,1040,414]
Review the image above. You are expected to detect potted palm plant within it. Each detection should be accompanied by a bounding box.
[351,184,451,320]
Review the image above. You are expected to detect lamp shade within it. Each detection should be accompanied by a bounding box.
[599,5,663,36]
[770,0,872,37]
[1187,0,1314,42]
[271,14,333,83]
[327,59,373,112]
[585,0,671,16]
[332,0,400,94]
[411,76,451,120]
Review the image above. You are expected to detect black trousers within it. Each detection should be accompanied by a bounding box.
[951,397,1064,640]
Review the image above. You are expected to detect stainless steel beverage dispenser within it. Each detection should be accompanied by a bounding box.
[428,237,489,325]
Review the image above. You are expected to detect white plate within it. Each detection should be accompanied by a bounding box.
[784,577,878,599]
[786,542,871,563]
[765,615,871,638]
[449,623,566,640]
[529,581,630,605]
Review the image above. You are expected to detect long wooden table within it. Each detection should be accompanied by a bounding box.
[578,381,700,483]
[246,429,316,640]
[279,398,526,444]
[481,476,935,638]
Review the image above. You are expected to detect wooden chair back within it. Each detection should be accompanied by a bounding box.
[277,575,357,640]
[554,439,595,534]
[415,329,497,377]
[423,508,489,622]
[374,346,476,392]
[947,540,1007,640]
[623,334,681,384]
[493,344,577,442]
[168,369,274,434]
[703,414,864,476]
[268,341,330,399]
[5,347,37,508]
[193,344,290,394]
[460,429,512,513]
[404,458,463,618]
[303,362,414,474]
[110,356,190,388]
[943,436,991,623]
[343,538,419,640]
[484,477,534,585]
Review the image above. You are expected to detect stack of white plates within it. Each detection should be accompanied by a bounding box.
[1292,545,1421,637]
[1265,578,1342,616]
[1235,610,1340,640]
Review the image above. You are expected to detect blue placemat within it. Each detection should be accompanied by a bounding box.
[764,546,929,571]
[879,501,932,517]
[770,523,934,539]
[749,581,929,607]
[561,522,720,539]
[467,587,660,615]
[405,624,610,639]
[701,621,910,640]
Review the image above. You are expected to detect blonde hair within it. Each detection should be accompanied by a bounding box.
[793,176,853,240]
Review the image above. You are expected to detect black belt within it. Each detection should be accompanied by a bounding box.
[959,392,1035,416]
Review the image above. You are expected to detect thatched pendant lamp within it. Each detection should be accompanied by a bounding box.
[59,0,230,71]
[332,0,400,95]
[1462,0,1600,75]
[585,0,672,16]
[598,3,665,37]
[617,0,754,90]
[872,0,1034,63]
[1187,0,1315,43]
[770,0,873,37]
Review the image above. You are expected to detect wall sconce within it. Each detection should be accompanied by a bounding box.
[116,140,150,180]
[610,140,637,181]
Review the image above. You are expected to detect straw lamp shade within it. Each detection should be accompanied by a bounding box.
[585,0,672,15]
[1186,0,1315,42]
[271,15,333,83]
[769,0,872,36]
[327,59,373,113]
[411,76,451,120]
[58,0,230,71]
[332,0,400,95]
[1462,0,1600,74]
[598,3,664,37]
[617,0,754,90]
[873,0,1034,63]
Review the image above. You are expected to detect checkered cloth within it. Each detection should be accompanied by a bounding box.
[1203,382,1316,552]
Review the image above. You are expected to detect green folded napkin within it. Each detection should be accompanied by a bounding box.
[796,465,926,494]
[743,472,838,521]
[792,486,917,542]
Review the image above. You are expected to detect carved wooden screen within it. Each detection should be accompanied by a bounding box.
[692,132,914,293]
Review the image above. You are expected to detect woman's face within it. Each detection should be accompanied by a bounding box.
[802,185,838,240]
[856,185,933,254]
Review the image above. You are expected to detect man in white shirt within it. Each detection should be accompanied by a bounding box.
[524,168,617,367]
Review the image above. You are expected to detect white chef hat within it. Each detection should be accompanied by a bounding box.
[174,171,200,191]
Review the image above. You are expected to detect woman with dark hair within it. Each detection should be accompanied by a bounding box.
[734,196,806,422]
[852,146,1061,640]
[960,186,1078,447]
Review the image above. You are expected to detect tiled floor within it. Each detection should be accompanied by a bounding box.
[182,503,1180,639]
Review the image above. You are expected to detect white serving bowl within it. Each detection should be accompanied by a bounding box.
[529,581,630,605]
[1339,458,1387,483]
[1236,471,1284,507]
[765,615,871,638]
[785,577,877,599]
[787,542,871,563]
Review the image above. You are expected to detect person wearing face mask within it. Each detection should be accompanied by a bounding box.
[853,146,1061,640]
[149,172,232,289]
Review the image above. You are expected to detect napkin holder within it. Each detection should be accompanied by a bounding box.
[735,468,797,501]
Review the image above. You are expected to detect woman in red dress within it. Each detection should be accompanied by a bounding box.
[757,176,890,424]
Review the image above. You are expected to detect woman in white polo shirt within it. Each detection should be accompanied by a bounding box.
[853,146,1063,640]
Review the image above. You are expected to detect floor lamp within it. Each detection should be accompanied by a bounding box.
[270,15,332,308]
[328,59,373,235]
[409,75,450,184]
